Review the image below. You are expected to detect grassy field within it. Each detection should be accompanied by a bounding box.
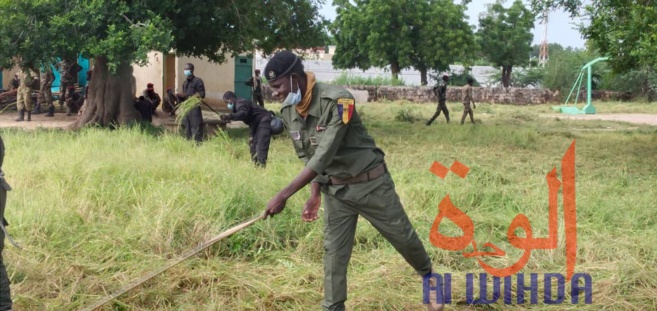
[0,101,656,310]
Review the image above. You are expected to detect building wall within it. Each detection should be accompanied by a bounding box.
[132,51,165,98]
[176,55,238,108]
[1,65,20,91]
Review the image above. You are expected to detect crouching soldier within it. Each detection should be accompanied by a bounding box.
[221,91,272,167]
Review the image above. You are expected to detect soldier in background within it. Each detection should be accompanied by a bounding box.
[142,83,161,115]
[460,77,476,125]
[65,85,84,116]
[38,66,56,117]
[245,69,265,107]
[56,59,82,108]
[15,69,35,122]
[426,74,450,125]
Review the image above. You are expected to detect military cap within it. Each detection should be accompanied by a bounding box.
[263,50,300,82]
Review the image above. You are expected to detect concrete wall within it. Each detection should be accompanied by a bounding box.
[263,84,630,105]
[133,51,165,98]
[176,55,237,108]
[1,65,21,90]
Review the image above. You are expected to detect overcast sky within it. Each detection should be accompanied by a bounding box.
[319,0,588,49]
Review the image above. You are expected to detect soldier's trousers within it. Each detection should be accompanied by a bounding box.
[250,117,272,167]
[320,172,433,311]
[182,106,204,143]
[39,85,54,107]
[461,103,474,124]
[252,93,264,107]
[60,81,73,103]
[0,188,12,311]
[16,88,32,111]
[427,101,449,124]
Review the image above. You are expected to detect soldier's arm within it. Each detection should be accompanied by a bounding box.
[230,102,249,121]
[195,79,206,99]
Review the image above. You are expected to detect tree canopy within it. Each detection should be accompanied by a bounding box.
[476,0,535,88]
[331,0,475,85]
[0,0,329,127]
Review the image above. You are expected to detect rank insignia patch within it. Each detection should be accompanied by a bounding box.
[337,98,355,124]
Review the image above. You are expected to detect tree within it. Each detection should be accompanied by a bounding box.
[0,0,328,128]
[477,0,535,88]
[331,0,475,85]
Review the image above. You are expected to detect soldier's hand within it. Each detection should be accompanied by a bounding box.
[264,192,287,219]
[301,194,321,222]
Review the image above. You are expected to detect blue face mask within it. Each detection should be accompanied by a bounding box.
[227,102,234,110]
[184,70,192,77]
[282,76,301,107]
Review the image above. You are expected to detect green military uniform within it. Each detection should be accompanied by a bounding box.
[39,68,55,109]
[427,80,450,125]
[280,81,433,311]
[0,135,13,311]
[461,84,475,124]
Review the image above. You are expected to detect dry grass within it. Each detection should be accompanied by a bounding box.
[0,100,656,310]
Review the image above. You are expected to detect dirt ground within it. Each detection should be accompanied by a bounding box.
[0,109,247,130]
[543,113,657,126]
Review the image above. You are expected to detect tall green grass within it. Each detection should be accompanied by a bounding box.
[330,72,406,86]
[1,101,656,310]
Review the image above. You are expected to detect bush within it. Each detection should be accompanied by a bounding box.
[330,72,405,86]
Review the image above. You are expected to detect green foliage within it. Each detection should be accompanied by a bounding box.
[541,48,603,99]
[477,0,535,87]
[0,0,328,72]
[331,0,475,84]
[489,67,545,87]
[330,72,405,86]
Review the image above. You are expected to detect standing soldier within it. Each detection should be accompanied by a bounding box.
[0,135,16,311]
[426,74,450,125]
[461,77,476,125]
[15,69,35,122]
[245,69,265,107]
[262,51,443,311]
[56,58,82,109]
[177,63,205,143]
[221,91,272,167]
[39,66,56,117]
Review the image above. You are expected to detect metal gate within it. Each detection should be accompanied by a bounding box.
[234,55,253,100]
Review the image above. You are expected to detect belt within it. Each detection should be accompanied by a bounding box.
[329,163,387,185]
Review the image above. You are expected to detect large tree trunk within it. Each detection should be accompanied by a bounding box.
[419,67,428,86]
[70,57,140,129]
[391,61,400,82]
[501,65,513,88]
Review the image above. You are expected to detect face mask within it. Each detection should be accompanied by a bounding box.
[282,76,301,107]
[227,102,234,110]
[184,70,192,77]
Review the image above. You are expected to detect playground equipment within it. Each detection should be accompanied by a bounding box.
[553,56,609,114]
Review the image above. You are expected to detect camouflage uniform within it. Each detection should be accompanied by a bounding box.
[15,70,34,121]
[56,60,82,105]
[39,68,55,116]
[426,79,450,125]
[460,84,475,124]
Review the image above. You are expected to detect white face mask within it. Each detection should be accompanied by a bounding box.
[282,76,301,107]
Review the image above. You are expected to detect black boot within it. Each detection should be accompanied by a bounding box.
[46,106,55,117]
[15,109,25,122]
[27,111,32,121]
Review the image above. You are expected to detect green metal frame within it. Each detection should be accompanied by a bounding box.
[554,56,609,114]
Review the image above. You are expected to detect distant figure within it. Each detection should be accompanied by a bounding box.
[245,69,265,107]
[426,74,450,125]
[461,77,476,125]
[176,63,205,143]
[56,59,82,107]
[38,67,55,116]
[65,85,84,116]
[142,83,161,115]
[221,91,272,167]
[134,96,153,123]
[162,88,179,116]
[15,69,35,122]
